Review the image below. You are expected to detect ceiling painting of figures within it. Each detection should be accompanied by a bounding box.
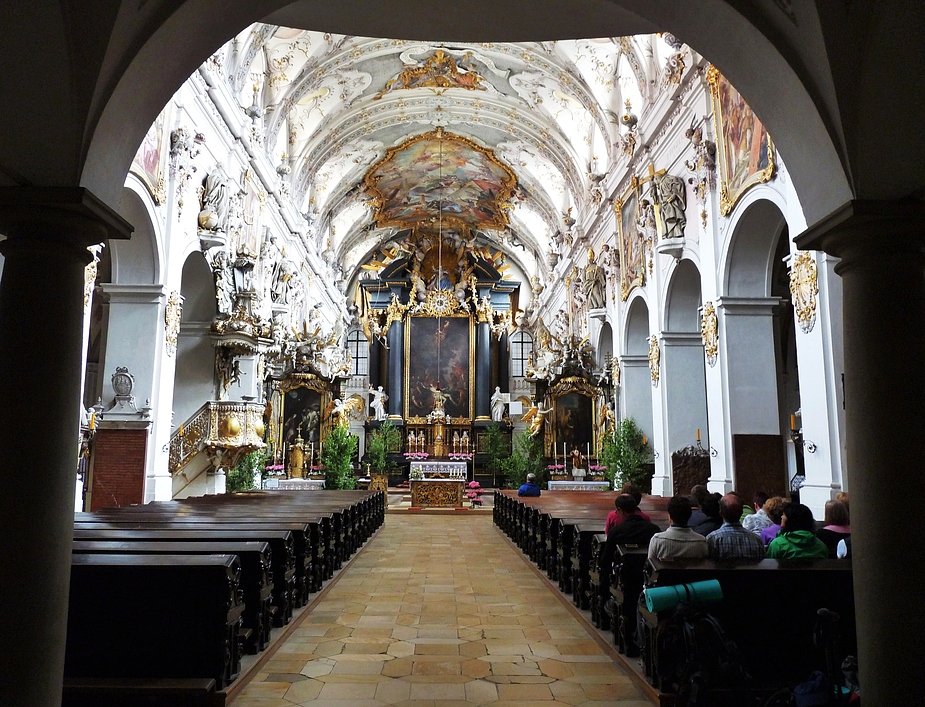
[363,129,518,234]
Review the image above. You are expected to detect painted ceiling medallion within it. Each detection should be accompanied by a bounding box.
[648,335,660,387]
[374,49,488,100]
[701,300,718,367]
[363,129,517,235]
[790,250,819,334]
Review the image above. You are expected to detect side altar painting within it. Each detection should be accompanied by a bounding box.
[406,316,473,419]
[616,183,645,301]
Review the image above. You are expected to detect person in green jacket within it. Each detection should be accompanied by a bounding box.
[767,502,829,559]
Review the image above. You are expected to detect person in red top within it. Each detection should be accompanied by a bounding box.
[604,483,651,534]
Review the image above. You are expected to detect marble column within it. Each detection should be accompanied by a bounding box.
[796,200,925,706]
[386,319,404,417]
[475,319,491,420]
[0,188,132,707]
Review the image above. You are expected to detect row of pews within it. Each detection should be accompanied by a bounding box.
[495,490,856,704]
[64,489,385,707]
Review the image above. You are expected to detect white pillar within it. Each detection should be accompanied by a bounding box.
[790,252,847,516]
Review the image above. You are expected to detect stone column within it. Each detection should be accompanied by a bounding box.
[796,200,925,706]
[0,188,132,707]
[386,319,404,417]
[475,319,491,420]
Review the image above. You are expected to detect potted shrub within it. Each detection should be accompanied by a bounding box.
[321,422,359,490]
[600,417,652,491]
[501,432,545,489]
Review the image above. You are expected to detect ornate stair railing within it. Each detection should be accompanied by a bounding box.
[169,401,266,474]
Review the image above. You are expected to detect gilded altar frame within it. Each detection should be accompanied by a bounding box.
[708,66,775,216]
[270,373,334,463]
[546,376,600,458]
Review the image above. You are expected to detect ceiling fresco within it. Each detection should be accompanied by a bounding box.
[219,27,684,286]
[363,129,517,234]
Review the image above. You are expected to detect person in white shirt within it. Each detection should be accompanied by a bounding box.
[648,496,709,561]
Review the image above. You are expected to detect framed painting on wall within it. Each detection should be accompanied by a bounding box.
[708,65,775,215]
[130,109,168,204]
[405,316,473,419]
[615,180,645,301]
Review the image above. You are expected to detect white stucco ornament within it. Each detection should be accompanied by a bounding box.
[790,251,819,334]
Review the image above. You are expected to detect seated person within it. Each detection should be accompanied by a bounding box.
[648,495,708,561]
[742,491,772,533]
[759,496,788,545]
[517,472,541,497]
[706,493,767,560]
[687,494,707,529]
[816,499,851,558]
[601,494,661,569]
[692,494,723,536]
[767,502,829,559]
[604,483,651,534]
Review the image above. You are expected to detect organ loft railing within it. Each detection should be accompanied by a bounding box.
[168,401,267,474]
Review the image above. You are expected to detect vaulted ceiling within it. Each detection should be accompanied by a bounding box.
[224,27,686,287]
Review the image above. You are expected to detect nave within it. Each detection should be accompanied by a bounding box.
[231,514,653,707]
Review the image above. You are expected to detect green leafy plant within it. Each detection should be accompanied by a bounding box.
[501,432,545,489]
[367,420,401,474]
[483,422,510,484]
[227,446,270,493]
[600,417,651,491]
[322,423,359,490]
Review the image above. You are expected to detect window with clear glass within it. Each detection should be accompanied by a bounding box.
[348,330,368,376]
[510,331,533,378]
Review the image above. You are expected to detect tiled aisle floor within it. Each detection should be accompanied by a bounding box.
[231,514,655,706]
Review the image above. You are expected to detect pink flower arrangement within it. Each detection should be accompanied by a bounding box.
[466,480,483,506]
[449,453,473,460]
[265,464,285,473]
[547,464,566,471]
[403,452,429,460]
[588,464,607,472]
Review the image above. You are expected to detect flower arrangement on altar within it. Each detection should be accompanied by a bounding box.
[449,452,473,461]
[588,464,607,472]
[409,468,424,481]
[404,452,429,460]
[264,463,285,475]
[547,464,566,472]
[466,480,483,507]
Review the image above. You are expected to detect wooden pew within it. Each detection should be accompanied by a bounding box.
[72,528,296,627]
[570,522,606,610]
[77,516,314,608]
[62,677,224,707]
[639,558,856,694]
[72,540,274,654]
[608,544,649,656]
[66,555,244,689]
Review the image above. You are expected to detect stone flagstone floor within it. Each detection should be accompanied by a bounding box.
[230,514,655,706]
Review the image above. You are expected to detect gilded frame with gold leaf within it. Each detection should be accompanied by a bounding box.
[707,66,775,216]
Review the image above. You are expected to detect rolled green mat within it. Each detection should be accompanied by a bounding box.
[645,579,723,613]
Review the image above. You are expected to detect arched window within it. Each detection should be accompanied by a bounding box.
[347,329,368,376]
[510,330,533,378]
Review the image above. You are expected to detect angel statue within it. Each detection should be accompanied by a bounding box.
[521,400,554,437]
[326,394,365,427]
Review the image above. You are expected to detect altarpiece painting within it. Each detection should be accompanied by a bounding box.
[405,316,473,419]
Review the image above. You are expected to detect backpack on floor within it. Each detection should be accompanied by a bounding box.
[654,603,751,706]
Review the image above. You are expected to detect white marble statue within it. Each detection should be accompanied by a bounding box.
[369,385,388,421]
[490,386,505,422]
